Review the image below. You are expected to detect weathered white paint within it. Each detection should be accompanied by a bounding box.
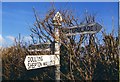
[24,55,60,70]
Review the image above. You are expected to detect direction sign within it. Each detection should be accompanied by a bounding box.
[28,42,53,52]
[24,55,60,70]
[61,22,102,36]
[28,43,51,49]
[28,48,50,52]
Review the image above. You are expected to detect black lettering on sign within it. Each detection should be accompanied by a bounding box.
[77,28,81,33]
[28,57,37,62]
[43,62,47,66]
[89,26,94,31]
[86,26,90,31]
[37,56,43,61]
[75,28,78,33]
[28,63,37,69]
[33,57,37,62]
[37,62,42,67]
[28,57,30,62]
[85,26,87,31]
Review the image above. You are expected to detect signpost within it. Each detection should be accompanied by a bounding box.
[24,55,60,70]
[24,12,102,81]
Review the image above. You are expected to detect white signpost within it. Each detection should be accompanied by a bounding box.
[24,12,102,81]
[24,55,60,70]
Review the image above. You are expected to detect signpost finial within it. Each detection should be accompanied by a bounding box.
[53,12,62,26]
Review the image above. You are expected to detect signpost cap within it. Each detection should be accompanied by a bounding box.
[53,12,62,26]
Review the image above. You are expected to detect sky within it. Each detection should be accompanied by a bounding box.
[1,2,119,47]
